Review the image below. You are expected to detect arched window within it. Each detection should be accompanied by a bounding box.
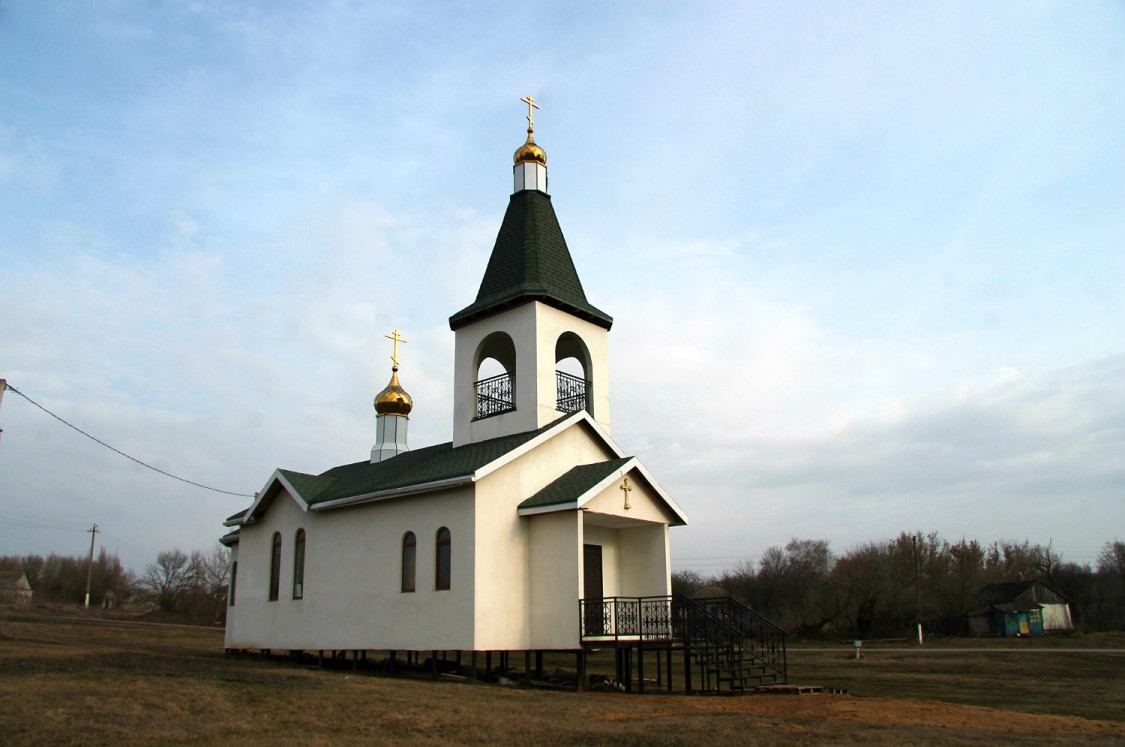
[292,529,306,600]
[229,561,237,607]
[556,332,592,414]
[268,532,282,601]
[473,332,517,419]
[435,527,451,591]
[401,532,416,593]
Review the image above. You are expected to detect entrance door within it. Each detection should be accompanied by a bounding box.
[583,544,604,636]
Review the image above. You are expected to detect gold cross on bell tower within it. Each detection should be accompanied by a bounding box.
[620,477,633,510]
[520,94,540,131]
[385,328,408,368]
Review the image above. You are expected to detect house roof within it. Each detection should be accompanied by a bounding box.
[981,581,1071,606]
[448,190,613,331]
[226,410,688,529]
[0,570,31,589]
[293,419,565,506]
[228,413,596,524]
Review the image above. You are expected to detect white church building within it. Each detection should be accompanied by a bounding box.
[221,102,785,692]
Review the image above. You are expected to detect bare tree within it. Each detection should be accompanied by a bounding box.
[139,550,198,611]
[1097,540,1125,582]
[197,545,232,621]
[671,569,706,597]
[985,540,1045,582]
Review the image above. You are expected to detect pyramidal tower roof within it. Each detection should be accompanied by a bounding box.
[449,97,612,331]
[449,191,613,330]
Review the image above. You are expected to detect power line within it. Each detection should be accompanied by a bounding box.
[0,508,89,533]
[99,528,158,560]
[1,381,253,497]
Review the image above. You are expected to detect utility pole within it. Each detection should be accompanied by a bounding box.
[913,533,924,645]
[0,378,7,445]
[84,524,100,609]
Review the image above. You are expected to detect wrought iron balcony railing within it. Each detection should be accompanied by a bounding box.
[556,370,590,414]
[579,596,676,640]
[474,372,514,419]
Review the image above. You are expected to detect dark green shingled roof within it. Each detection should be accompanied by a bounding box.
[271,416,569,508]
[449,190,613,330]
[518,457,633,510]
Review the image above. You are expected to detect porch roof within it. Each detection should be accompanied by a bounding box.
[517,456,688,525]
[518,457,633,509]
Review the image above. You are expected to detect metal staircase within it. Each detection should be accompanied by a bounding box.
[675,595,787,693]
[578,594,787,694]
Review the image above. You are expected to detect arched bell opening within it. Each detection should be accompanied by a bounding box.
[555,332,592,415]
[473,332,517,419]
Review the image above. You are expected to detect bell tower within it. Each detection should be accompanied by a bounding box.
[450,97,613,448]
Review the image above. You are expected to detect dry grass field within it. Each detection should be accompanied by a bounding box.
[1,614,1123,746]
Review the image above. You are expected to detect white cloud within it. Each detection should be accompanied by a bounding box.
[665,355,1125,570]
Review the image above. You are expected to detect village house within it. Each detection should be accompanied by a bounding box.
[0,570,33,605]
[967,580,1075,636]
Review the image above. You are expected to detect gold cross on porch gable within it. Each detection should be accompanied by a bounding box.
[521,94,540,131]
[620,477,632,510]
[385,329,408,368]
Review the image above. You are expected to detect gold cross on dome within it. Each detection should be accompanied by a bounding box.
[620,477,632,510]
[385,328,408,367]
[521,94,540,130]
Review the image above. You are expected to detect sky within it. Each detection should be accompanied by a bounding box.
[1,1,1123,575]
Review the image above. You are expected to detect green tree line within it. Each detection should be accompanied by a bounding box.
[1,545,231,624]
[673,535,1125,637]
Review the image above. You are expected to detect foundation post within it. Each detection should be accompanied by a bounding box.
[577,649,586,692]
[637,644,645,693]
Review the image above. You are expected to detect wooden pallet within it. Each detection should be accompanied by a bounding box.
[753,684,848,695]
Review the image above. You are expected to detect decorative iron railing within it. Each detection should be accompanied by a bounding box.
[474,373,514,419]
[555,370,590,414]
[579,596,675,640]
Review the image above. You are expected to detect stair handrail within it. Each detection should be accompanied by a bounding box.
[673,594,747,689]
[692,596,787,682]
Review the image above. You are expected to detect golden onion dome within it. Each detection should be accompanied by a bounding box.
[374,366,413,416]
[513,130,547,166]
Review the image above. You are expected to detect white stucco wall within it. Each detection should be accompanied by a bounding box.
[226,485,476,652]
[528,510,582,649]
[453,304,539,447]
[533,304,611,434]
[618,524,671,598]
[471,421,618,650]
